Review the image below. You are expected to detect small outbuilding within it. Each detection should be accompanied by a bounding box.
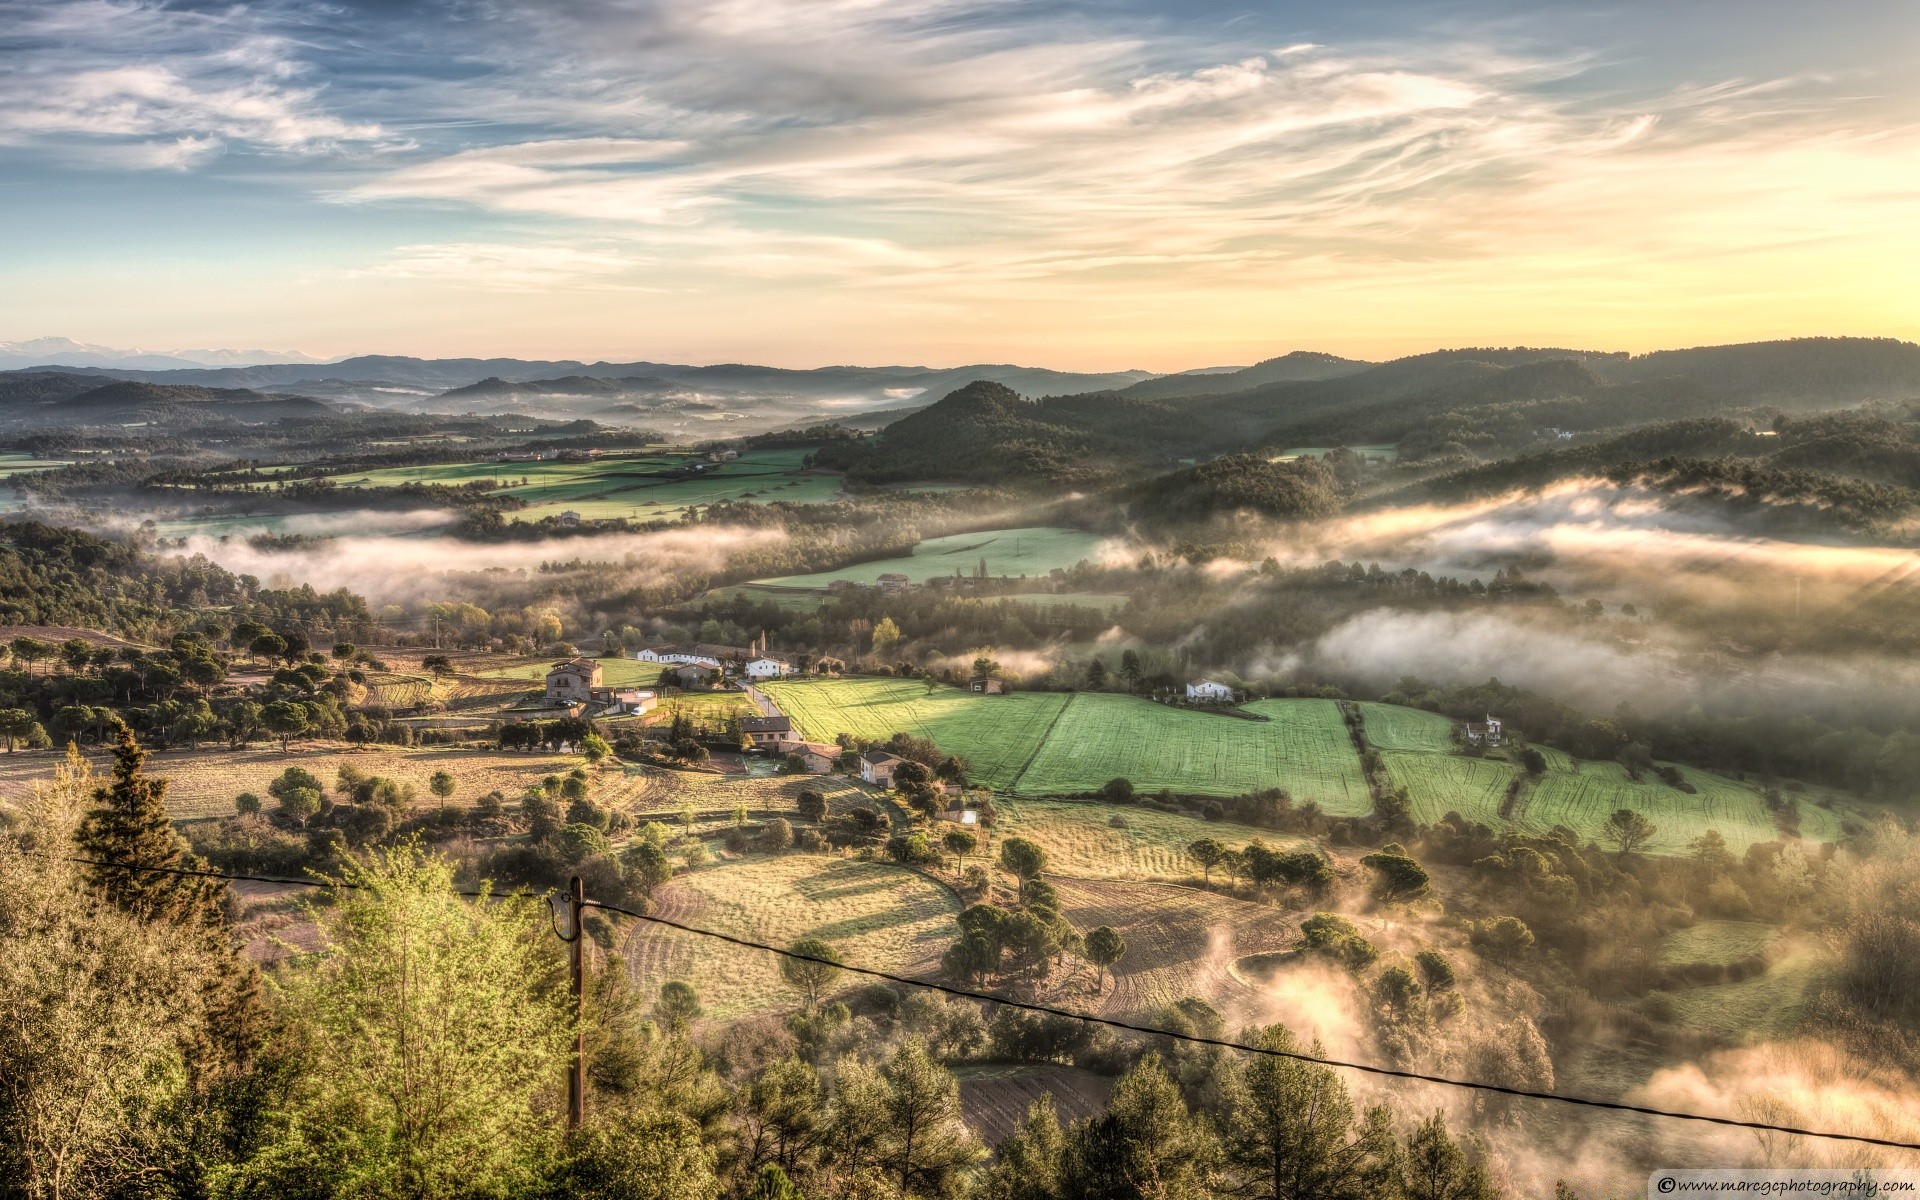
[969,675,1005,695]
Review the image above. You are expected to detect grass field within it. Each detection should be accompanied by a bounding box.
[1355,703,1457,752]
[1660,920,1779,967]
[1017,696,1371,810]
[764,678,1070,788]
[987,799,1299,880]
[1664,940,1825,1040]
[753,527,1109,591]
[0,743,588,821]
[761,679,1371,807]
[620,855,960,1020]
[311,448,841,523]
[1380,751,1522,828]
[1374,715,1851,853]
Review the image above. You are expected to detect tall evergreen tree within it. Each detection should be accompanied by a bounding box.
[76,721,223,925]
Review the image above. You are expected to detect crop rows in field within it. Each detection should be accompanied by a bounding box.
[1354,702,1457,752]
[1525,761,1844,854]
[763,680,1371,807]
[987,799,1299,881]
[1017,696,1370,810]
[1382,740,1847,854]
[957,1066,1114,1149]
[762,679,1067,789]
[1379,751,1522,828]
[620,856,959,1020]
[1052,878,1301,1017]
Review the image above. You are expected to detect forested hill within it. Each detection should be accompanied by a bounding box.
[1114,350,1372,400]
[0,522,376,641]
[826,338,1920,487]
[0,373,333,426]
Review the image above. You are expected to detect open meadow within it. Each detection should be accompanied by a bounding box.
[763,678,1070,788]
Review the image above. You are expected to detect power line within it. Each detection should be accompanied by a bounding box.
[47,855,1920,1154]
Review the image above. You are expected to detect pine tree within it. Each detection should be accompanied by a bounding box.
[76,721,222,924]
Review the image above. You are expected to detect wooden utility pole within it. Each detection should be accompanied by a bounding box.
[566,875,586,1130]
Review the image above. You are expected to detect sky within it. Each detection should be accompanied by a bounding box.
[1,0,1917,370]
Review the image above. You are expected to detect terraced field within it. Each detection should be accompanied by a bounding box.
[1665,940,1827,1040]
[764,680,1370,806]
[987,799,1299,881]
[762,678,1069,788]
[1052,878,1301,1018]
[752,527,1109,591]
[620,856,960,1020]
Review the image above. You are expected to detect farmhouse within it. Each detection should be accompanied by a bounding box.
[669,662,719,688]
[1185,679,1235,703]
[740,715,797,750]
[794,742,841,774]
[860,750,904,787]
[969,675,1005,695]
[743,655,793,679]
[545,658,603,703]
[875,573,912,594]
[1464,715,1504,745]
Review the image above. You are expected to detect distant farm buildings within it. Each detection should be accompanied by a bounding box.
[969,675,1005,695]
[1185,679,1236,703]
[1463,715,1504,745]
[636,637,792,681]
[860,750,903,787]
[543,658,656,715]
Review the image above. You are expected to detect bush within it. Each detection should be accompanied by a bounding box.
[759,818,794,852]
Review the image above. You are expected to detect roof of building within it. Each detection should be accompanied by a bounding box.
[862,750,903,765]
[740,716,793,734]
[800,742,841,757]
[550,657,601,673]
[876,572,910,581]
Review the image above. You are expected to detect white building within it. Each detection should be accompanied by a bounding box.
[1185,679,1236,703]
[1464,715,1504,745]
[743,655,792,679]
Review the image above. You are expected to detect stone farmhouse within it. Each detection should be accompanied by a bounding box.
[860,750,903,787]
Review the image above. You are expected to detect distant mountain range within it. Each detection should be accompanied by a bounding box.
[0,337,333,370]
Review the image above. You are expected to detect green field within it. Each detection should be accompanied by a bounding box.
[1016,696,1371,810]
[761,679,1370,807]
[1369,708,1851,854]
[764,678,1069,787]
[1355,703,1456,752]
[312,448,841,523]
[1380,750,1523,827]
[0,453,72,478]
[753,527,1108,591]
